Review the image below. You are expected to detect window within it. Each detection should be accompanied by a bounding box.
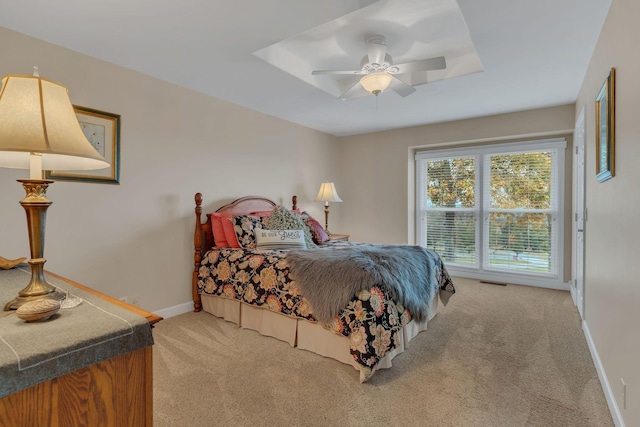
[416,139,566,287]
[417,155,478,267]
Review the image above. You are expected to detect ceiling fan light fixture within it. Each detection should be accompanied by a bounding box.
[360,73,392,95]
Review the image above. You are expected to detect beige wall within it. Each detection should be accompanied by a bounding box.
[574,0,640,425]
[0,28,340,312]
[338,105,575,283]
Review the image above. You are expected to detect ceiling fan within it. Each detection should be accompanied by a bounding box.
[311,35,446,99]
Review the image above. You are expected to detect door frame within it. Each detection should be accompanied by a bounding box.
[572,106,586,318]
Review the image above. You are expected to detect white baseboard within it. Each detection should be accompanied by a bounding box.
[582,320,625,427]
[155,301,193,319]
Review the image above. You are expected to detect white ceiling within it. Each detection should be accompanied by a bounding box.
[0,0,611,137]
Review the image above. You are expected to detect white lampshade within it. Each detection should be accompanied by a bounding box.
[0,74,109,175]
[360,73,393,95]
[315,182,343,203]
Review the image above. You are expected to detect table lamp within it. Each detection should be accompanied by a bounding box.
[0,69,109,310]
[314,182,342,236]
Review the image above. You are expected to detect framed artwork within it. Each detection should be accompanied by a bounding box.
[45,106,120,184]
[595,67,615,183]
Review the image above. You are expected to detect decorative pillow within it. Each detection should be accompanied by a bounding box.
[230,215,267,249]
[221,215,241,248]
[299,211,329,245]
[255,229,307,251]
[306,217,329,244]
[211,212,233,248]
[219,211,270,248]
[264,206,317,248]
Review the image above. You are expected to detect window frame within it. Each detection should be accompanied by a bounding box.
[415,138,566,289]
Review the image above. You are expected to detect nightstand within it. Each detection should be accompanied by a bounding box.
[328,233,350,241]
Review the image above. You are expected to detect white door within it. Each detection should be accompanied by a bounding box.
[574,108,586,318]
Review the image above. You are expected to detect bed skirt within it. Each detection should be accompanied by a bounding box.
[200,292,438,381]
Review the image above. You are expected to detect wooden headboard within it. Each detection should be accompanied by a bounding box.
[192,193,298,311]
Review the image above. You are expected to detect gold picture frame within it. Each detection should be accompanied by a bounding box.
[44,106,120,184]
[595,67,615,183]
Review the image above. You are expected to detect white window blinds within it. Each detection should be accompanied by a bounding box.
[483,150,559,274]
[416,155,478,267]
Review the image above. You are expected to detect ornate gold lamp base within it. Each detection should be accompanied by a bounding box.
[323,203,333,236]
[3,259,66,310]
[3,179,65,311]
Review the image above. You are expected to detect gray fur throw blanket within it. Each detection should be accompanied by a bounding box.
[286,244,437,323]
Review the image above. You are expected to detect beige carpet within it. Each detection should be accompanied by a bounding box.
[153,278,613,426]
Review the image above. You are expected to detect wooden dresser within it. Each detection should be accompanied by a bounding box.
[0,271,162,427]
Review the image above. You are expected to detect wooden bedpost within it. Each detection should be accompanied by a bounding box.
[292,195,297,211]
[192,193,203,312]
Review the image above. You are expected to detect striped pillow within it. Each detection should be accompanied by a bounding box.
[255,229,307,251]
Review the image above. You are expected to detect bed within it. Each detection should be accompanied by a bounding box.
[192,193,455,382]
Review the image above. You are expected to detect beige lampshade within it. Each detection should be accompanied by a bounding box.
[315,182,343,203]
[0,74,109,173]
[360,73,393,95]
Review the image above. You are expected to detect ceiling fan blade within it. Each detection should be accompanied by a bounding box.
[339,81,364,100]
[389,76,416,97]
[366,38,387,65]
[393,56,446,74]
[312,69,363,75]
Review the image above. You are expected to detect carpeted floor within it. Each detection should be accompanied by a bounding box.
[152,277,613,426]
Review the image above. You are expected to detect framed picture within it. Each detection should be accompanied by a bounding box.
[595,67,615,183]
[44,106,120,184]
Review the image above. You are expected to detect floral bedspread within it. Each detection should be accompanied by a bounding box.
[197,241,455,380]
